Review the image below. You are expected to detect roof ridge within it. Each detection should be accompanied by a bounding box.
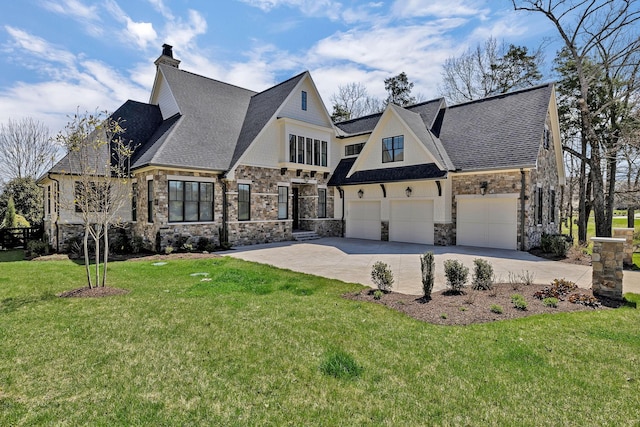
[448,82,554,109]
[159,63,258,95]
[253,71,308,97]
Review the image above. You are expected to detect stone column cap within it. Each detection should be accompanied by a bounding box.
[591,237,626,243]
[612,227,635,231]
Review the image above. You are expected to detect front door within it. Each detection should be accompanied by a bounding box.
[292,187,299,230]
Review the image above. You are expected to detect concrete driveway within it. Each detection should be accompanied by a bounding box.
[224,237,640,296]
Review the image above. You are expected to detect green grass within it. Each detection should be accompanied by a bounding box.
[1,255,639,425]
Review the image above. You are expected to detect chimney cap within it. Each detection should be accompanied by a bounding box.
[155,43,180,68]
[162,43,174,58]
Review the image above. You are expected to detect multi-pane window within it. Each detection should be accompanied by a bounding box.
[382,135,404,163]
[301,91,307,110]
[147,180,154,223]
[46,185,51,216]
[238,184,250,221]
[536,187,543,225]
[549,189,556,224]
[345,143,364,156]
[318,188,327,218]
[168,181,214,222]
[278,186,288,219]
[287,134,328,167]
[131,183,137,222]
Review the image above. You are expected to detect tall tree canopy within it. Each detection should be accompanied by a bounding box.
[439,37,543,104]
[384,72,416,107]
[0,117,57,181]
[0,177,43,227]
[330,82,383,122]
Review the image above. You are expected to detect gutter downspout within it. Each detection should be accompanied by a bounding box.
[520,169,526,252]
[221,176,229,246]
[337,186,345,237]
[48,173,61,253]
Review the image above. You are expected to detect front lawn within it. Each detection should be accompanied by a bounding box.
[1,255,639,425]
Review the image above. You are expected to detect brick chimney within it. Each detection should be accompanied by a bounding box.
[154,43,180,68]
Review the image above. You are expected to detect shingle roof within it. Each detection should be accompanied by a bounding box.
[136,64,257,171]
[438,83,553,171]
[48,100,163,176]
[230,72,307,167]
[327,157,447,186]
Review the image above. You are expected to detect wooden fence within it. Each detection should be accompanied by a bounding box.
[0,227,43,249]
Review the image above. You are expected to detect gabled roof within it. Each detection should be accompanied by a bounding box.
[133,64,257,171]
[438,83,554,171]
[46,100,163,177]
[328,157,446,186]
[230,72,307,167]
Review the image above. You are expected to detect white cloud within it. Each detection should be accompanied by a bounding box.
[104,0,158,49]
[239,0,344,20]
[4,26,76,67]
[392,0,487,18]
[40,0,104,37]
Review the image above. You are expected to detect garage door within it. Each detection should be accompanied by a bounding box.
[389,200,434,244]
[346,201,381,240]
[457,197,517,250]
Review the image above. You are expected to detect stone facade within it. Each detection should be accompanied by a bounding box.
[381,221,389,241]
[434,223,454,246]
[612,228,635,266]
[299,219,342,237]
[591,237,625,300]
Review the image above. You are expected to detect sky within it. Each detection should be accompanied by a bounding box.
[0,0,560,135]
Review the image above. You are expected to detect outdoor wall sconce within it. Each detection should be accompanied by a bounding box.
[358,189,364,199]
[480,181,488,196]
[405,186,412,197]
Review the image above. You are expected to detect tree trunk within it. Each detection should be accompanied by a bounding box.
[94,224,100,288]
[629,208,636,229]
[577,131,588,244]
[83,226,92,289]
[605,149,617,234]
[102,225,109,287]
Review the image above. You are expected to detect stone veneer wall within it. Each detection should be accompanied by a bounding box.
[612,228,635,266]
[381,221,389,241]
[298,219,342,237]
[434,223,454,246]
[591,237,625,300]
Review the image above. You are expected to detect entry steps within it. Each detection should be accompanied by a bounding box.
[292,231,321,241]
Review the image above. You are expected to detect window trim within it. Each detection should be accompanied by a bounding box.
[345,142,364,156]
[536,186,543,226]
[382,135,404,163]
[168,180,214,223]
[238,183,251,221]
[318,188,327,218]
[147,180,154,223]
[131,182,137,222]
[301,90,307,111]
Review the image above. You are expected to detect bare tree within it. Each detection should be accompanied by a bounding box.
[55,110,134,288]
[330,82,383,122]
[0,117,57,180]
[512,0,640,237]
[439,37,544,104]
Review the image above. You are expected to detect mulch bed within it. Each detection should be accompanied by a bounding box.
[58,286,130,298]
[344,283,624,326]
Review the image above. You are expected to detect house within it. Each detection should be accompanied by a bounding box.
[39,44,564,252]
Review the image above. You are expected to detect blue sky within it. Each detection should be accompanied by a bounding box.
[0,0,558,134]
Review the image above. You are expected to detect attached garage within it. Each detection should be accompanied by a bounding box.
[346,201,381,240]
[389,200,434,244]
[457,196,518,250]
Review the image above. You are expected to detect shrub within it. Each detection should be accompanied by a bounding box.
[511,294,527,310]
[490,304,503,314]
[472,258,494,290]
[533,278,577,300]
[373,290,383,300]
[196,237,216,252]
[319,349,362,380]
[420,251,435,299]
[440,313,448,319]
[26,238,50,256]
[164,246,174,255]
[519,270,535,286]
[542,297,559,308]
[540,233,570,257]
[371,261,394,292]
[112,228,131,254]
[443,259,468,293]
[568,293,601,308]
[130,235,145,254]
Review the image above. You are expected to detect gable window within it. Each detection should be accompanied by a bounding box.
[46,185,51,216]
[278,186,288,219]
[168,180,214,222]
[147,180,154,223]
[382,135,404,163]
[345,143,364,156]
[301,91,307,111]
[536,186,543,226]
[549,189,556,224]
[131,183,137,222]
[238,183,250,221]
[321,140,327,167]
[318,188,327,218]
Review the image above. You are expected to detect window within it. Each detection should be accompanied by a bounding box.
[131,183,137,222]
[549,189,556,224]
[147,180,154,223]
[382,135,404,163]
[168,180,214,222]
[297,136,305,163]
[318,188,326,218]
[238,184,250,221]
[289,134,296,162]
[306,138,313,165]
[278,186,288,219]
[544,127,550,150]
[345,143,364,156]
[314,139,320,165]
[301,91,307,110]
[536,187,543,225]
[321,140,327,167]
[46,185,51,215]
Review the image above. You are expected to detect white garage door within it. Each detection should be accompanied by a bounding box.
[389,200,434,244]
[457,197,518,250]
[346,201,381,240]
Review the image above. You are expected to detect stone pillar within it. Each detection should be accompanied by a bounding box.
[591,237,625,300]
[612,228,635,267]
